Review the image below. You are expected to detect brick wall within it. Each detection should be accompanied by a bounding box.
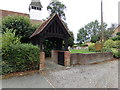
[70,52,113,65]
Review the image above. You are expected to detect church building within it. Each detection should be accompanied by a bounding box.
[0,0,43,24]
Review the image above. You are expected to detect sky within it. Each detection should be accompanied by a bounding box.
[0,0,119,40]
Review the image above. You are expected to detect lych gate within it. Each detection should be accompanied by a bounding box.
[29,14,71,70]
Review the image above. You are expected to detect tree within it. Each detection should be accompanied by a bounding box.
[47,0,66,20]
[85,20,108,43]
[77,28,88,44]
[85,20,101,43]
[91,35,99,43]
[85,20,100,36]
[68,30,74,47]
[2,15,39,43]
[77,20,108,43]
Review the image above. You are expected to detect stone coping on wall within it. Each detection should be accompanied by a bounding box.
[70,52,113,65]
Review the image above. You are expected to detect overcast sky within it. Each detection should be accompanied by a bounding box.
[0,0,119,40]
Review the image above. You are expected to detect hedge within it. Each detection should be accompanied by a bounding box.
[104,39,115,48]
[88,43,95,52]
[88,43,111,52]
[2,44,40,75]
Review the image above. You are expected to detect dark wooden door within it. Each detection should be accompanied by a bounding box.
[58,52,64,66]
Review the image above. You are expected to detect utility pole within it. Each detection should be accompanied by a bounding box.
[101,0,104,42]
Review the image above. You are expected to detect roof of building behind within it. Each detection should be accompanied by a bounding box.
[114,25,120,32]
[30,0,42,8]
[112,25,120,36]
[0,9,42,24]
[0,9,29,18]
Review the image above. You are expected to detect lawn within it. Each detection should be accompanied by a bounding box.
[69,49,96,54]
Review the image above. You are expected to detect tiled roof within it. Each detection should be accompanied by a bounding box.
[29,14,71,38]
[112,25,120,36]
[0,9,42,24]
[30,0,42,8]
[0,9,29,18]
[31,19,43,24]
[29,14,55,38]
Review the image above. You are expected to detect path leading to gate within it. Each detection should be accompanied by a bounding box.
[2,57,65,88]
[44,60,119,88]
[2,58,119,88]
[44,57,65,71]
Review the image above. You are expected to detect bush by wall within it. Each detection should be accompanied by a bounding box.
[2,28,21,48]
[88,43,95,52]
[2,44,40,75]
[115,40,120,49]
[80,44,88,47]
[111,36,120,41]
[104,40,120,58]
[112,40,120,58]
[104,39,115,48]
[111,48,120,58]
[88,43,112,52]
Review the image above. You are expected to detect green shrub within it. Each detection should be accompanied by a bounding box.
[2,28,21,48]
[102,47,112,52]
[2,44,40,75]
[116,32,120,36]
[89,43,112,52]
[115,40,120,49]
[111,36,120,41]
[88,43,95,52]
[1,61,13,75]
[111,48,120,58]
[43,40,53,57]
[114,50,120,58]
[104,39,115,48]
[80,44,88,47]
[2,15,40,43]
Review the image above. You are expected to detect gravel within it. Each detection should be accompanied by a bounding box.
[45,60,118,88]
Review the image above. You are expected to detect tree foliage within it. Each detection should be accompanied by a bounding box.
[68,30,74,47]
[77,28,88,44]
[47,0,66,20]
[77,20,113,43]
[2,15,38,43]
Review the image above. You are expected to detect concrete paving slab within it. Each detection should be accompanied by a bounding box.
[2,73,53,88]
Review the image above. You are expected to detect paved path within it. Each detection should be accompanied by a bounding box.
[2,59,119,88]
[2,73,53,88]
[45,60,119,88]
[2,58,64,88]
[45,58,65,71]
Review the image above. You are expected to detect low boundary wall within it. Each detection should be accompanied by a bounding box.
[70,52,113,65]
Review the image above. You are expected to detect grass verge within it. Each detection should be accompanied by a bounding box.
[69,49,96,54]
